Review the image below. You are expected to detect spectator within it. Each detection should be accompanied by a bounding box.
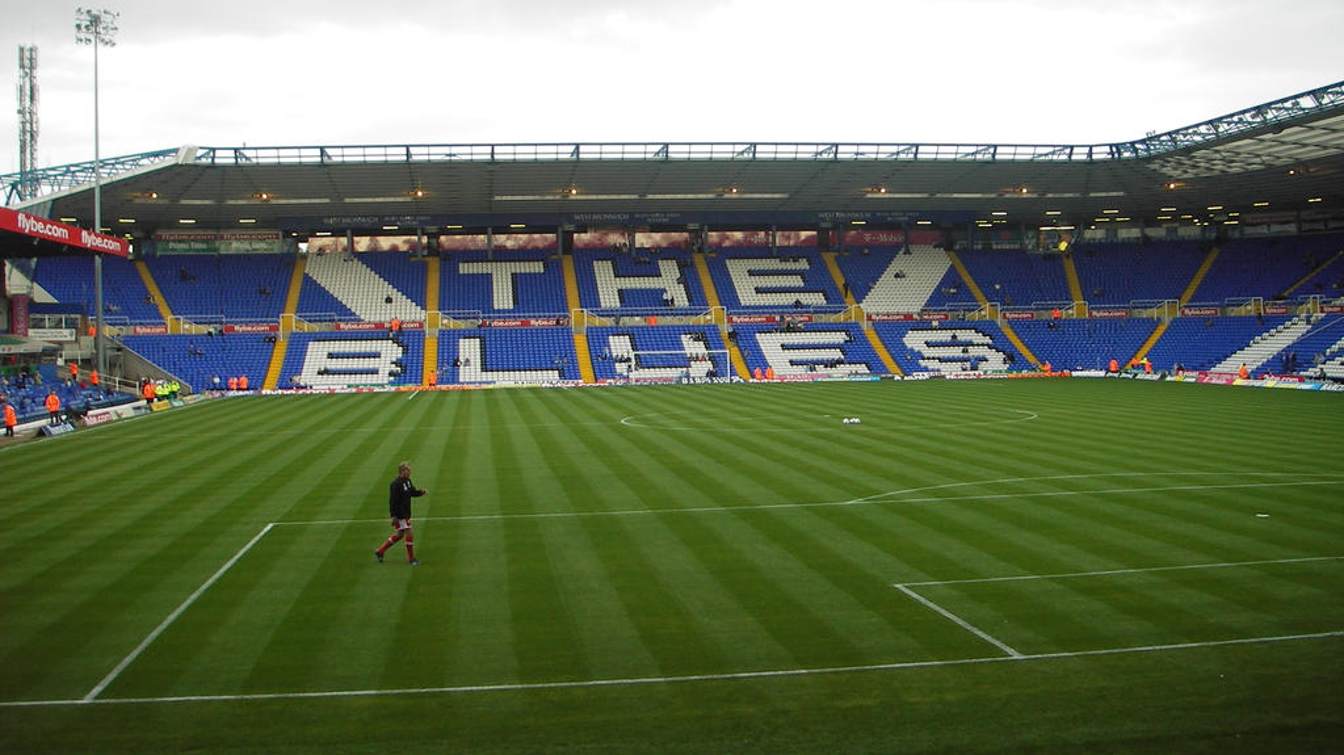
[45,390,61,425]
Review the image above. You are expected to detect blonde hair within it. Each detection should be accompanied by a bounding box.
[398,461,412,473]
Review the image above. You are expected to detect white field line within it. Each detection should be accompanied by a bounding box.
[899,554,1344,587]
[618,408,1039,432]
[4,629,1340,708]
[269,475,1344,527]
[13,472,1340,708]
[406,390,420,401]
[81,523,276,702]
[894,585,1022,657]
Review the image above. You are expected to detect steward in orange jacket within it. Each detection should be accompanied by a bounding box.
[3,402,16,436]
[45,392,61,424]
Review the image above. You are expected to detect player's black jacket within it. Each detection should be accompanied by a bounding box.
[389,477,425,519]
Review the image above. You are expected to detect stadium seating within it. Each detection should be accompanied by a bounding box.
[1192,238,1324,302]
[945,248,1072,308]
[1209,315,1315,373]
[0,370,128,424]
[706,248,844,311]
[586,326,729,380]
[437,327,578,384]
[732,323,885,376]
[1275,314,1344,375]
[299,252,426,322]
[1311,330,1344,378]
[573,249,707,313]
[22,236,1344,388]
[873,321,1026,374]
[1071,241,1207,304]
[440,251,567,316]
[837,245,954,312]
[120,333,275,391]
[1009,319,1155,372]
[31,256,161,323]
[280,330,424,388]
[146,255,293,322]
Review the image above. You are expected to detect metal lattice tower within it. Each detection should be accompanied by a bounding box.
[16,45,38,201]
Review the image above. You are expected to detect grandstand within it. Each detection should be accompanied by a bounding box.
[3,81,1344,754]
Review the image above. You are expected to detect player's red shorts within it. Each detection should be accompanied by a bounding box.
[392,517,413,531]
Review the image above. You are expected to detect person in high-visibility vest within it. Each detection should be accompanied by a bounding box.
[764,366,776,380]
[390,318,402,333]
[1108,358,1119,373]
[68,362,79,382]
[1043,361,1053,374]
[1142,357,1152,374]
[155,382,169,401]
[427,369,437,387]
[753,367,763,380]
[238,374,250,390]
[90,369,100,387]
[228,376,238,391]
[3,399,16,437]
[45,391,61,425]
[142,381,156,405]
[1238,363,1250,380]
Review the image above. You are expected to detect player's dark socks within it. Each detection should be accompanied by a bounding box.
[374,550,383,563]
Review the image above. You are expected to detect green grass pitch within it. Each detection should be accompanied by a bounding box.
[1,379,1342,753]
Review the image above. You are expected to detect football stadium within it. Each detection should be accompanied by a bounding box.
[2,6,1344,753]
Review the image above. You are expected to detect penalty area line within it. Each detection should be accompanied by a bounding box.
[81,523,276,703]
[4,629,1340,708]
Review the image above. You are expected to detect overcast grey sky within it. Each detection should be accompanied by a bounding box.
[1,0,1341,175]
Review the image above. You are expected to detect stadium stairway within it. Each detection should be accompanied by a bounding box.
[1130,245,1221,366]
[1280,249,1344,298]
[134,260,178,332]
[945,249,1040,367]
[263,256,307,390]
[1061,252,1086,307]
[422,255,441,386]
[561,255,597,384]
[821,251,903,376]
[692,252,752,379]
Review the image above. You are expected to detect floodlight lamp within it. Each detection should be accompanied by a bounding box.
[411,187,426,199]
[257,192,271,201]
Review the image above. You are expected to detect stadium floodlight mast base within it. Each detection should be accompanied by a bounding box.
[75,7,119,377]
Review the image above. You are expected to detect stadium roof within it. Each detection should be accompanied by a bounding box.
[4,80,1342,234]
